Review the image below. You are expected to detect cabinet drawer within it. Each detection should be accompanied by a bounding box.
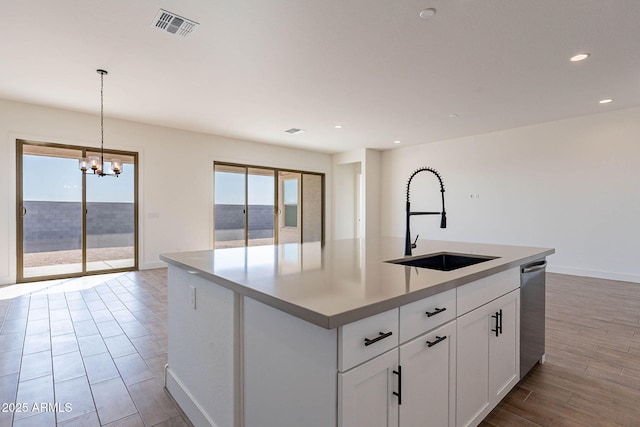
[399,288,456,343]
[339,308,399,372]
[457,268,519,316]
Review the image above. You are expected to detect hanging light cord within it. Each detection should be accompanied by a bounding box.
[100,70,105,171]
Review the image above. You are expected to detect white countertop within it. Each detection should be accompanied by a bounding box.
[160,238,554,329]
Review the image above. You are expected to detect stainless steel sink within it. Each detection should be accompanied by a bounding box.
[386,252,498,271]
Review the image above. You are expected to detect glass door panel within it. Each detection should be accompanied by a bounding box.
[215,164,247,249]
[247,168,275,246]
[278,171,301,244]
[302,174,323,243]
[214,163,324,249]
[85,152,136,272]
[20,145,84,278]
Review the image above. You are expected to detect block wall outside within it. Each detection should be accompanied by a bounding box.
[214,204,274,240]
[23,201,134,253]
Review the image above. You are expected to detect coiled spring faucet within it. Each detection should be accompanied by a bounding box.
[405,167,447,256]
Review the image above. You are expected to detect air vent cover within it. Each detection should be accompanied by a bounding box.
[153,9,199,38]
[285,128,306,134]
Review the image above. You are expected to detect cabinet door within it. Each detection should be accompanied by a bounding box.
[456,290,521,427]
[400,321,456,427]
[489,290,519,402]
[339,349,399,427]
[456,302,491,427]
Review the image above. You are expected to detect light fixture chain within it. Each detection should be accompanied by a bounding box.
[100,70,105,170]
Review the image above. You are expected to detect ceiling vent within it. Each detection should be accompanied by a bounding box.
[153,9,199,38]
[285,128,306,134]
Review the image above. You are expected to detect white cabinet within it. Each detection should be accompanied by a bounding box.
[339,320,456,427]
[399,288,456,343]
[489,291,519,403]
[456,289,520,427]
[338,273,521,427]
[399,321,456,427]
[339,348,399,427]
[339,308,399,371]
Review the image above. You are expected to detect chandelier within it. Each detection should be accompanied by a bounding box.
[79,69,122,177]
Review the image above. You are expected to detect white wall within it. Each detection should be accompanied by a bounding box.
[331,161,360,240]
[331,148,382,240]
[0,98,331,285]
[381,107,640,283]
[363,149,381,239]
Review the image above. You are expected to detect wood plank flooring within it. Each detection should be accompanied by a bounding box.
[2,270,640,426]
[0,269,190,427]
[482,273,640,427]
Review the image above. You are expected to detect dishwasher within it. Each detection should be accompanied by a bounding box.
[520,259,547,379]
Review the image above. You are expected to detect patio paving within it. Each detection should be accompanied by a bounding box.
[23,247,134,278]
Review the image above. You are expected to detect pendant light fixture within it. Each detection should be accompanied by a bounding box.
[79,69,122,177]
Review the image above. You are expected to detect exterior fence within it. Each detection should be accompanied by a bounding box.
[23,202,280,252]
[23,201,134,253]
[214,204,274,240]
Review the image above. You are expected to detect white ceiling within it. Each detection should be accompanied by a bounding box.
[1,0,639,154]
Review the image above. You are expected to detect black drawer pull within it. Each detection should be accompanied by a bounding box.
[426,335,447,348]
[491,309,502,337]
[425,307,446,317]
[393,366,402,405]
[364,331,393,346]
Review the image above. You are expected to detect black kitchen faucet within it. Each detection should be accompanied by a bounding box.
[404,167,447,256]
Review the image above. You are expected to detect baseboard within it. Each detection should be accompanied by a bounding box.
[139,261,166,270]
[166,367,217,427]
[547,265,640,284]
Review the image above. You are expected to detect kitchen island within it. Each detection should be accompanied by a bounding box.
[160,238,554,427]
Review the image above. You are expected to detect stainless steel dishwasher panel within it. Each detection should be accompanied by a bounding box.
[520,259,547,379]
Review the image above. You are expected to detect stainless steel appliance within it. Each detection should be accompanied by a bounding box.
[520,259,547,379]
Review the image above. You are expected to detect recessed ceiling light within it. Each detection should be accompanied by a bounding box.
[419,8,436,19]
[448,113,459,118]
[393,140,401,144]
[334,125,343,129]
[570,53,590,62]
[599,98,613,104]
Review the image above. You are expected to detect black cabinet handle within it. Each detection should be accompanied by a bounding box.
[425,307,447,318]
[491,309,503,337]
[393,366,402,405]
[426,335,447,348]
[364,331,393,347]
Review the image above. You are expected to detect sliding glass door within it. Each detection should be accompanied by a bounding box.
[19,145,84,278]
[248,168,276,246]
[214,164,247,249]
[214,163,324,248]
[278,171,301,244]
[302,173,323,243]
[17,140,138,282]
[85,151,136,271]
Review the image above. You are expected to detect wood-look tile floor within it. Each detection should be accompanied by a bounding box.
[0,269,191,427]
[482,273,640,427]
[3,270,640,426]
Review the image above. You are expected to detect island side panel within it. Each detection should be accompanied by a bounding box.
[243,296,338,427]
[167,266,237,427]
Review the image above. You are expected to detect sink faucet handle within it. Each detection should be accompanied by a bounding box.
[412,234,419,249]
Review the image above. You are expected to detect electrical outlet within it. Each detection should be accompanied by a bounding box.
[189,285,196,310]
